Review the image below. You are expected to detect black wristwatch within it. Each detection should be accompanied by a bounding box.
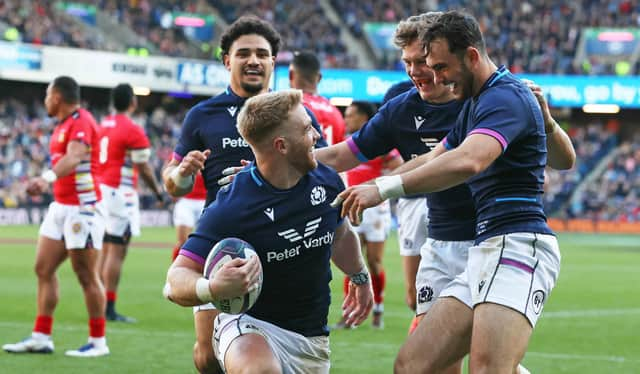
[349,271,370,285]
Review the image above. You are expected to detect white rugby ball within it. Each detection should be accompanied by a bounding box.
[203,237,262,314]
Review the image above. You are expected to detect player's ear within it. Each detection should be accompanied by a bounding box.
[465,46,480,67]
[223,54,231,70]
[273,136,287,154]
[317,72,322,84]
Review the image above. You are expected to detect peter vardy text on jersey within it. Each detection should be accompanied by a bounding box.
[222,136,249,149]
[267,231,334,263]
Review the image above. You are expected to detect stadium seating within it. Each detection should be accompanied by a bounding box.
[544,122,618,216]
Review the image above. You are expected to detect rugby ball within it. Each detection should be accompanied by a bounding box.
[203,237,262,314]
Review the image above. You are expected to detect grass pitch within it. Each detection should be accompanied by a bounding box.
[0,225,638,373]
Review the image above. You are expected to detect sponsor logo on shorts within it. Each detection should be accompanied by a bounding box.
[418,285,434,304]
[531,290,545,314]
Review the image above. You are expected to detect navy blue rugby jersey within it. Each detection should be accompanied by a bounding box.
[180,162,344,337]
[443,66,553,243]
[348,87,476,241]
[174,86,327,205]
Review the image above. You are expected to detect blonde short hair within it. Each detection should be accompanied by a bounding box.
[394,12,443,49]
[237,90,303,145]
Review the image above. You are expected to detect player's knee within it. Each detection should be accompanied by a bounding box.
[104,232,131,246]
[193,341,220,374]
[227,357,281,374]
[469,348,502,374]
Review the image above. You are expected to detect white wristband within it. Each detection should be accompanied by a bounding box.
[195,277,214,303]
[170,167,194,189]
[41,169,58,183]
[375,175,405,200]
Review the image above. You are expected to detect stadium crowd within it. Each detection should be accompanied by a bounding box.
[6,0,640,70]
[569,135,640,221]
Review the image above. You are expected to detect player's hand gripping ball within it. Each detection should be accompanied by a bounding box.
[203,238,262,314]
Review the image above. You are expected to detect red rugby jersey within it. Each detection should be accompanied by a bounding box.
[50,108,102,205]
[98,113,151,188]
[303,92,345,145]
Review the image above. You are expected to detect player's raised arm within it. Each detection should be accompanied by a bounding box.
[523,79,576,170]
[330,219,373,326]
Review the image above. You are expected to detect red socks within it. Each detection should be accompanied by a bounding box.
[33,315,53,335]
[89,317,106,338]
[371,270,386,305]
[106,290,117,302]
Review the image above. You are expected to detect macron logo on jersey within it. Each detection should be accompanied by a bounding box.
[264,208,275,221]
[278,217,322,242]
[227,106,238,117]
[414,116,425,129]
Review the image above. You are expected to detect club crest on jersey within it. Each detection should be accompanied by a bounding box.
[414,115,425,129]
[278,217,322,242]
[58,131,66,143]
[310,186,326,206]
[264,207,275,221]
[227,106,238,117]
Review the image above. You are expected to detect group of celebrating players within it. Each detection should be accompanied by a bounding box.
[4,8,576,374]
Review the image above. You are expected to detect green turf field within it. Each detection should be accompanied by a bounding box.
[1,225,638,373]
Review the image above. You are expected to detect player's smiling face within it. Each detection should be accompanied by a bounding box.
[225,34,275,98]
[426,38,474,100]
[401,39,454,104]
[285,104,320,174]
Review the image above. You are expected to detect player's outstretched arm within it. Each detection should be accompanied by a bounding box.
[334,134,502,223]
[388,143,447,176]
[330,220,373,326]
[314,142,362,172]
[162,149,210,197]
[523,79,576,170]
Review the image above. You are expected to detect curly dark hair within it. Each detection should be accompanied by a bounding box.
[421,10,486,58]
[219,16,281,57]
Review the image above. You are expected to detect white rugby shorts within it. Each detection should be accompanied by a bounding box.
[100,184,141,237]
[396,197,428,257]
[353,201,391,242]
[441,232,560,327]
[415,238,474,315]
[173,197,206,228]
[213,313,330,374]
[39,201,106,250]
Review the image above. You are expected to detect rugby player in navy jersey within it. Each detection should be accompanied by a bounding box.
[161,16,325,373]
[336,10,575,374]
[164,90,372,374]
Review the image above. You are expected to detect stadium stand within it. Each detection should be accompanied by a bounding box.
[544,122,619,216]
[330,0,640,72]
[1,2,639,226]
